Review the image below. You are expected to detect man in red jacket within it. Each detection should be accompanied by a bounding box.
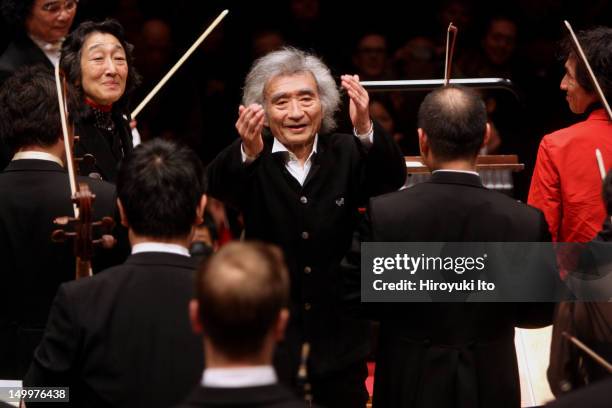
[528,26,612,243]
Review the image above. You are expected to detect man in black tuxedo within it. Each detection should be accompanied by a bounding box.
[24,139,207,407]
[367,86,553,407]
[0,66,116,379]
[177,242,306,408]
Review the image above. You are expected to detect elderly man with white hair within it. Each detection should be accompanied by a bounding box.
[207,47,405,407]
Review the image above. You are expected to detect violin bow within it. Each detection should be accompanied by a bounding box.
[444,22,458,86]
[564,20,612,120]
[131,9,229,119]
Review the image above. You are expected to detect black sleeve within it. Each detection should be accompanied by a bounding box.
[361,121,406,199]
[23,285,80,390]
[205,139,256,211]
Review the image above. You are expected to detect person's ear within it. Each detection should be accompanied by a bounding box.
[189,299,204,335]
[418,128,429,159]
[117,198,129,227]
[273,308,290,341]
[482,122,492,150]
[194,194,207,226]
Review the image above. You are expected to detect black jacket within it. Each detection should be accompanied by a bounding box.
[175,383,308,408]
[207,126,405,378]
[23,252,204,408]
[0,34,53,170]
[74,109,133,182]
[367,171,553,408]
[0,159,116,378]
[0,34,52,84]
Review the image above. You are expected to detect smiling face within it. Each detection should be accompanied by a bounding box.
[264,72,322,151]
[561,57,597,114]
[25,0,77,43]
[80,32,128,105]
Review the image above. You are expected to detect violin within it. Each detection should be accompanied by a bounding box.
[51,66,115,279]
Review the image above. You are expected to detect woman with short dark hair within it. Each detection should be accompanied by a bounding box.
[60,19,141,182]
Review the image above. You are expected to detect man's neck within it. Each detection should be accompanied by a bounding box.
[429,159,477,173]
[289,141,315,166]
[204,341,273,369]
[17,144,64,164]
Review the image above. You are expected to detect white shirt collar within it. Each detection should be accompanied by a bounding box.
[271,134,318,159]
[13,151,64,167]
[28,34,63,67]
[201,366,277,388]
[432,169,480,177]
[131,242,190,257]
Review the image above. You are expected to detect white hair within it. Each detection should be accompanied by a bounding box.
[242,47,341,134]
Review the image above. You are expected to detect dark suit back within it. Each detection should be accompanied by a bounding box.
[24,252,204,408]
[368,171,552,408]
[0,159,116,378]
[176,383,307,408]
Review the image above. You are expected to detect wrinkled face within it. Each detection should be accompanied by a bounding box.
[264,73,322,150]
[483,19,517,65]
[80,32,128,105]
[25,0,77,43]
[354,34,387,78]
[561,58,597,114]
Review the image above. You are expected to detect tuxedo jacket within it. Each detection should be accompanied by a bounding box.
[207,125,406,378]
[367,171,553,408]
[0,34,52,84]
[0,159,116,378]
[175,383,307,408]
[0,34,53,170]
[24,252,204,408]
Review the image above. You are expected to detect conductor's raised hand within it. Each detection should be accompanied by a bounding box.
[236,104,265,157]
[341,74,371,135]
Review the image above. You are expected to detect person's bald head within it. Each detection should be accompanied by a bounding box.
[417,85,487,162]
[193,242,289,359]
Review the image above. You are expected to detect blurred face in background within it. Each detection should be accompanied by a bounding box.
[353,34,387,79]
[483,19,517,66]
[26,0,78,43]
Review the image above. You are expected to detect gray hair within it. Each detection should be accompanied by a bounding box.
[242,47,341,134]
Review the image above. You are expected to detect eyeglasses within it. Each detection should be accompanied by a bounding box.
[41,0,79,14]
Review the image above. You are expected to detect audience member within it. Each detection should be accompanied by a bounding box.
[24,139,206,407]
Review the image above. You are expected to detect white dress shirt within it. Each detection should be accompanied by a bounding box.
[131,242,190,257]
[240,124,375,186]
[12,151,63,167]
[29,35,63,67]
[201,365,277,388]
[432,169,480,177]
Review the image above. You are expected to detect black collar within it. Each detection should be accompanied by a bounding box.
[428,170,484,189]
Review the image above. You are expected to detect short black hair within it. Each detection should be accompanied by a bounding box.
[0,65,68,152]
[196,242,289,359]
[0,0,35,32]
[60,19,140,120]
[560,26,612,104]
[116,139,205,239]
[417,85,487,161]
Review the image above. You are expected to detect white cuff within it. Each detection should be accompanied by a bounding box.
[354,121,374,147]
[241,143,260,164]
